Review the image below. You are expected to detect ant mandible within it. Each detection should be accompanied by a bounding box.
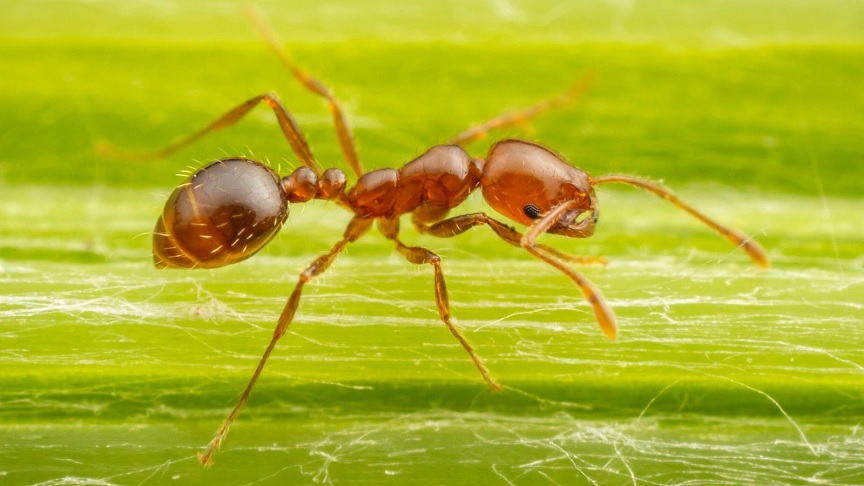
[131,9,770,466]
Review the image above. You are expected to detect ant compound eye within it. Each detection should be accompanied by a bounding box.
[523,203,542,220]
[153,158,289,268]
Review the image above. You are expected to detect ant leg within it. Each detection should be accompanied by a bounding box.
[591,175,769,268]
[416,210,614,338]
[521,202,618,340]
[101,92,324,175]
[198,216,372,467]
[246,7,364,177]
[377,218,502,392]
[416,212,607,266]
[448,72,595,147]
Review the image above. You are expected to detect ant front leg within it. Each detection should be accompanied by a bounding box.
[416,212,607,266]
[521,202,617,340]
[198,216,372,467]
[417,209,616,339]
[377,218,502,392]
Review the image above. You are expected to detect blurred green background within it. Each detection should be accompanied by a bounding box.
[1,1,862,484]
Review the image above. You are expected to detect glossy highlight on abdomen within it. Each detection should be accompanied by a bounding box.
[153,158,289,268]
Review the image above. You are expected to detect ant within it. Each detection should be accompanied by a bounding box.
[123,9,770,466]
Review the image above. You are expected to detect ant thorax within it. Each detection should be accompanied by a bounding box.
[346,145,479,219]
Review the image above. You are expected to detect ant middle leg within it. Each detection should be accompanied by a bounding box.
[101,92,323,175]
[246,7,364,177]
[448,72,596,147]
[376,218,502,392]
[198,216,372,467]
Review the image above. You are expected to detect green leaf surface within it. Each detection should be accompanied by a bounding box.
[1,1,862,484]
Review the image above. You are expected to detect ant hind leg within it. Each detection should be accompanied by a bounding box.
[245,7,364,177]
[99,92,323,175]
[197,216,372,467]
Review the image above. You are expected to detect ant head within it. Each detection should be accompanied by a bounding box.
[480,140,598,238]
[153,158,289,268]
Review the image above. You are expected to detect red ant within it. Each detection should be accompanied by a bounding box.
[126,10,770,466]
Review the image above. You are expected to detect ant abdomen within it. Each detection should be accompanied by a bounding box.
[153,158,289,269]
